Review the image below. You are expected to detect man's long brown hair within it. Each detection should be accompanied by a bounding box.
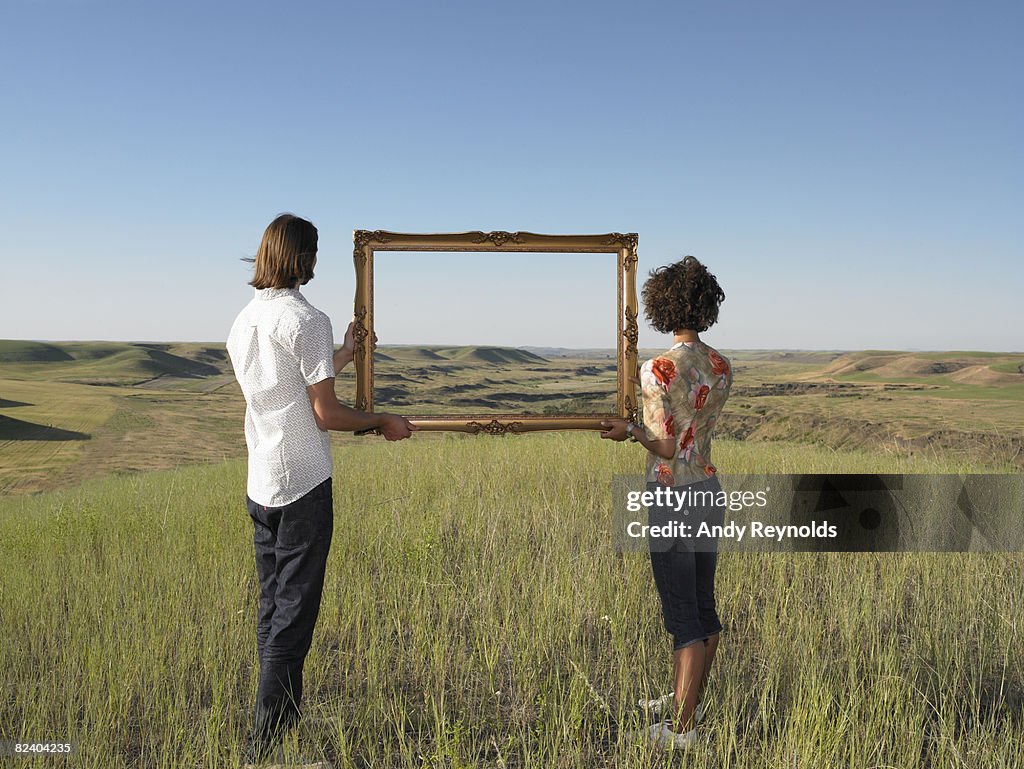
[247,214,318,289]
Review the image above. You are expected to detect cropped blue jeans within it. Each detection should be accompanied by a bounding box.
[647,475,724,651]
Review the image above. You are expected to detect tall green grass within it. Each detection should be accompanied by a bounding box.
[1,434,1021,768]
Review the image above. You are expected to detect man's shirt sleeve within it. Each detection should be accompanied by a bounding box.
[295,311,335,386]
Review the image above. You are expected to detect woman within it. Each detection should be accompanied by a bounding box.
[601,255,732,749]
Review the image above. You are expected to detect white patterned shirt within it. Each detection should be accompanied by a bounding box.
[227,287,335,507]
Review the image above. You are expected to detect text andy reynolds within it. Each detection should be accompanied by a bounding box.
[626,519,839,542]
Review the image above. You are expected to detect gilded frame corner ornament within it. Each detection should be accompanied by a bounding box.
[352,230,640,434]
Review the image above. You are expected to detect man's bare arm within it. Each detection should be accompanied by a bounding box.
[306,379,416,440]
[332,321,356,374]
[333,347,353,375]
[331,320,379,375]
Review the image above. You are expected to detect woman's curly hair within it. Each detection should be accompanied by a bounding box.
[641,256,725,333]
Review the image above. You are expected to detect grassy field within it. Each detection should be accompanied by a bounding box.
[2,341,1022,766]
[1,434,1022,768]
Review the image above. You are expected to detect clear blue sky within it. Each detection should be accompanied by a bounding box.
[1,0,1020,351]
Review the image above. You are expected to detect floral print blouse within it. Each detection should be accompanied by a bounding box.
[640,340,733,487]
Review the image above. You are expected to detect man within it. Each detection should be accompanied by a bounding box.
[227,213,415,764]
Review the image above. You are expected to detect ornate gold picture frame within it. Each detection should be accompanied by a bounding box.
[351,230,639,434]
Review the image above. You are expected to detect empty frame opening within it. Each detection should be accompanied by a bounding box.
[371,250,618,416]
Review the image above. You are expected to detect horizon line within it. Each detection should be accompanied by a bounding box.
[2,338,1022,356]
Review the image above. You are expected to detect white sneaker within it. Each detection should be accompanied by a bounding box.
[646,720,698,749]
[243,759,331,769]
[242,745,332,769]
[639,692,705,725]
[301,714,344,731]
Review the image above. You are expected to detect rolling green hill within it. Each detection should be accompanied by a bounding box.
[0,340,75,362]
[435,345,548,364]
[0,341,228,385]
[375,345,549,365]
[819,350,1024,385]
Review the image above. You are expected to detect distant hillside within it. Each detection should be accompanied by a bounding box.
[821,351,1024,386]
[378,345,548,365]
[377,346,450,361]
[0,341,553,385]
[0,340,75,362]
[723,350,846,364]
[437,346,548,364]
[520,346,616,360]
[0,341,227,385]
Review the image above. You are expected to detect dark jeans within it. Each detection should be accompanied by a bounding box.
[647,476,724,651]
[245,477,334,756]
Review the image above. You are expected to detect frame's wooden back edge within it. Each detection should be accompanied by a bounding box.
[404,416,621,434]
